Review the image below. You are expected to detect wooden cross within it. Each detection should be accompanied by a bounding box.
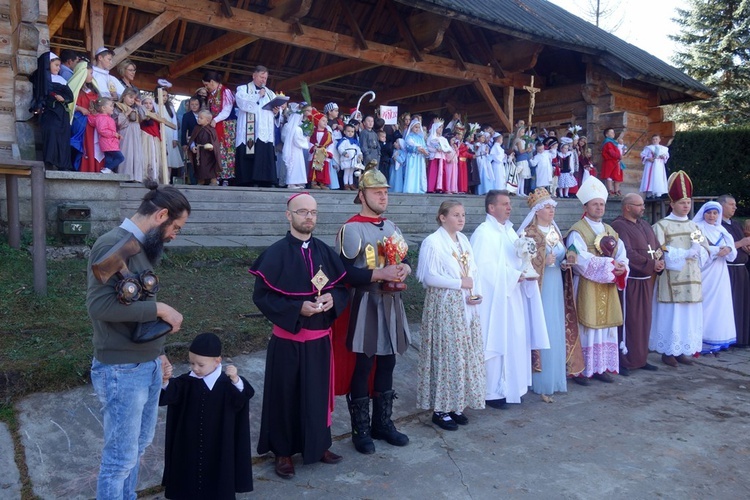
[523,76,541,127]
[647,244,663,260]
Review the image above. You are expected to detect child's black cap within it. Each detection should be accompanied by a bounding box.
[189,333,222,357]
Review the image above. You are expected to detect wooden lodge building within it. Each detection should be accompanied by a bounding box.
[0,0,713,239]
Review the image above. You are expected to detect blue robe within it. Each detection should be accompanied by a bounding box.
[403,133,427,193]
[389,149,406,193]
[530,231,568,395]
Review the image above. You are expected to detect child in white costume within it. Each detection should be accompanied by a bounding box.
[337,122,363,190]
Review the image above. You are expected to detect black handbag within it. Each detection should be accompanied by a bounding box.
[132,319,173,343]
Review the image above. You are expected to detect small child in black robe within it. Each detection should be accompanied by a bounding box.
[160,333,254,499]
[189,109,221,185]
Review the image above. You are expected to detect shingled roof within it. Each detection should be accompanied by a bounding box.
[400,0,715,101]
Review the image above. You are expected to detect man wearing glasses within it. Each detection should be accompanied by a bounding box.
[611,193,664,374]
[250,193,349,479]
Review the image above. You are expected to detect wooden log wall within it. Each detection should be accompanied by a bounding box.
[511,62,676,193]
[2,0,49,160]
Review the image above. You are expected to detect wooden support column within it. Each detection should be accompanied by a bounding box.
[503,86,514,129]
[112,10,180,65]
[31,162,47,296]
[89,0,104,55]
[474,79,512,131]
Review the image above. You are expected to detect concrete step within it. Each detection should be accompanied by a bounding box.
[119,184,623,240]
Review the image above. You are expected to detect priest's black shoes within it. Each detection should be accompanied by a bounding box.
[432,412,459,431]
[641,362,659,371]
[274,456,295,479]
[571,376,590,386]
[449,411,469,425]
[320,450,343,464]
[593,372,614,383]
[661,354,678,367]
[675,354,694,365]
[485,398,507,409]
[619,367,631,377]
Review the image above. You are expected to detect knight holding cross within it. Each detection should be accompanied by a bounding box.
[611,193,665,375]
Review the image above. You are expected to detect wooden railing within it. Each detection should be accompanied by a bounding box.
[1,160,46,295]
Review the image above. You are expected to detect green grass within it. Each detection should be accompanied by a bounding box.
[0,244,425,413]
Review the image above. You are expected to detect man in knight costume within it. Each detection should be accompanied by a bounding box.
[334,165,411,455]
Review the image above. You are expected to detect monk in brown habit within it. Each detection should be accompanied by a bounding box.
[611,193,664,374]
[718,194,750,347]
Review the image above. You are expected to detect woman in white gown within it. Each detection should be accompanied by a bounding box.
[693,201,737,354]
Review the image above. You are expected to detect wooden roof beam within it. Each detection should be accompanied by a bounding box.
[112,11,179,65]
[385,0,423,62]
[474,78,512,131]
[158,32,258,79]
[337,0,368,50]
[278,60,380,93]
[218,0,233,18]
[116,7,129,46]
[474,28,506,79]
[78,0,89,30]
[445,35,467,72]
[48,0,74,37]
[407,11,450,53]
[364,0,386,40]
[493,41,543,73]
[103,0,533,88]
[157,0,312,79]
[378,78,468,104]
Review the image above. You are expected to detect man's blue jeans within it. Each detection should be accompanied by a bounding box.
[91,357,162,500]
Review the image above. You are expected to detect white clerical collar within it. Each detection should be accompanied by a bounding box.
[120,218,146,243]
[190,363,222,390]
[666,213,688,221]
[584,216,604,229]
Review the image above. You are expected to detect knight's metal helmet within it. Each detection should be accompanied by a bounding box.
[354,161,390,203]
[359,161,390,190]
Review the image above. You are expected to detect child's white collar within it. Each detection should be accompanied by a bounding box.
[189,363,222,390]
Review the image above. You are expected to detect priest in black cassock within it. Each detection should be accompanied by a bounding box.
[250,193,349,480]
[718,194,750,347]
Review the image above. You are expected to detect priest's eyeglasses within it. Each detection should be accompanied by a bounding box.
[291,209,318,217]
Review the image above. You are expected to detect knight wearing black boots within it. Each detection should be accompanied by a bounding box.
[334,165,411,455]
